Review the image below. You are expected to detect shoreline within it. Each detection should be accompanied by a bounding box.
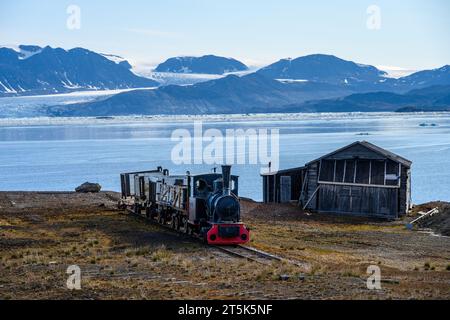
[1,111,450,127]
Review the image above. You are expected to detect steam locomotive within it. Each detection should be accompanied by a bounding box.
[119,165,250,245]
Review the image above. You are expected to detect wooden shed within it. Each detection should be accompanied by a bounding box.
[262,167,306,203]
[263,141,412,219]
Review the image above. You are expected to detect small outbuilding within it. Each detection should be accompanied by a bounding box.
[262,141,412,219]
[262,166,306,203]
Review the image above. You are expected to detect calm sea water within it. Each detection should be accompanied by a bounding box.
[0,113,449,204]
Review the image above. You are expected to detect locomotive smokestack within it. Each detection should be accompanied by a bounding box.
[222,165,231,195]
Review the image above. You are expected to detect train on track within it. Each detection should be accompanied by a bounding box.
[118,165,250,245]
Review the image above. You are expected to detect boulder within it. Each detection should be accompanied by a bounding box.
[75,182,101,193]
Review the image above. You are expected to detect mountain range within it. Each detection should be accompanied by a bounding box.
[0,45,158,96]
[154,55,248,75]
[1,45,450,116]
[282,85,450,113]
[47,73,450,116]
[47,73,352,116]
[257,54,390,90]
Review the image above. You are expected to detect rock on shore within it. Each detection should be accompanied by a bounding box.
[75,182,102,193]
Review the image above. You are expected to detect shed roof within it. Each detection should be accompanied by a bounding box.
[306,141,412,167]
[261,166,306,176]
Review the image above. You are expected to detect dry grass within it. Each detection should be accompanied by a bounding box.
[0,193,449,299]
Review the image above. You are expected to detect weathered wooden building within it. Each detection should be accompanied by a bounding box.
[262,167,305,203]
[262,141,412,219]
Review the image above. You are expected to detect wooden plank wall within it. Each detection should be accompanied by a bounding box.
[398,165,411,215]
[306,162,319,210]
[318,184,398,219]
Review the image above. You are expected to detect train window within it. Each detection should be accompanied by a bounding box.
[139,177,145,198]
[196,179,208,193]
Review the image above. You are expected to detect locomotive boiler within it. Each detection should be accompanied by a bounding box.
[119,165,250,245]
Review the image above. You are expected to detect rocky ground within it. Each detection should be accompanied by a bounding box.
[0,192,449,300]
[411,202,450,236]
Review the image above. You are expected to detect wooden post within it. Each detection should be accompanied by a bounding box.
[318,160,322,181]
[298,170,309,206]
[343,160,347,183]
[303,185,320,210]
[333,160,337,182]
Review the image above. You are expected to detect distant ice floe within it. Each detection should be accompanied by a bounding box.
[276,79,309,83]
[419,123,438,127]
[0,111,449,127]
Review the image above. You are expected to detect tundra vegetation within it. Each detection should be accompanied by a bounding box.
[0,192,449,299]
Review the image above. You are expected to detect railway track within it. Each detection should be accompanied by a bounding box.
[214,245,310,268]
[213,245,283,265]
[125,207,307,267]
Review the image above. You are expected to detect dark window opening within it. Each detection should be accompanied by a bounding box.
[319,160,335,182]
[344,160,356,183]
[318,158,401,187]
[386,159,400,186]
[355,160,370,184]
[386,159,399,175]
[371,160,385,185]
[335,160,345,182]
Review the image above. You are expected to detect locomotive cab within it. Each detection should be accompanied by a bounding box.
[189,165,249,245]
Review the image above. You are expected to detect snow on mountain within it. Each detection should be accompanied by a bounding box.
[134,62,255,86]
[154,55,249,75]
[377,65,418,79]
[2,46,450,117]
[257,54,388,90]
[1,44,43,60]
[0,45,158,96]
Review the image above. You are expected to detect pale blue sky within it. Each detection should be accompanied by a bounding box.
[1,0,449,71]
